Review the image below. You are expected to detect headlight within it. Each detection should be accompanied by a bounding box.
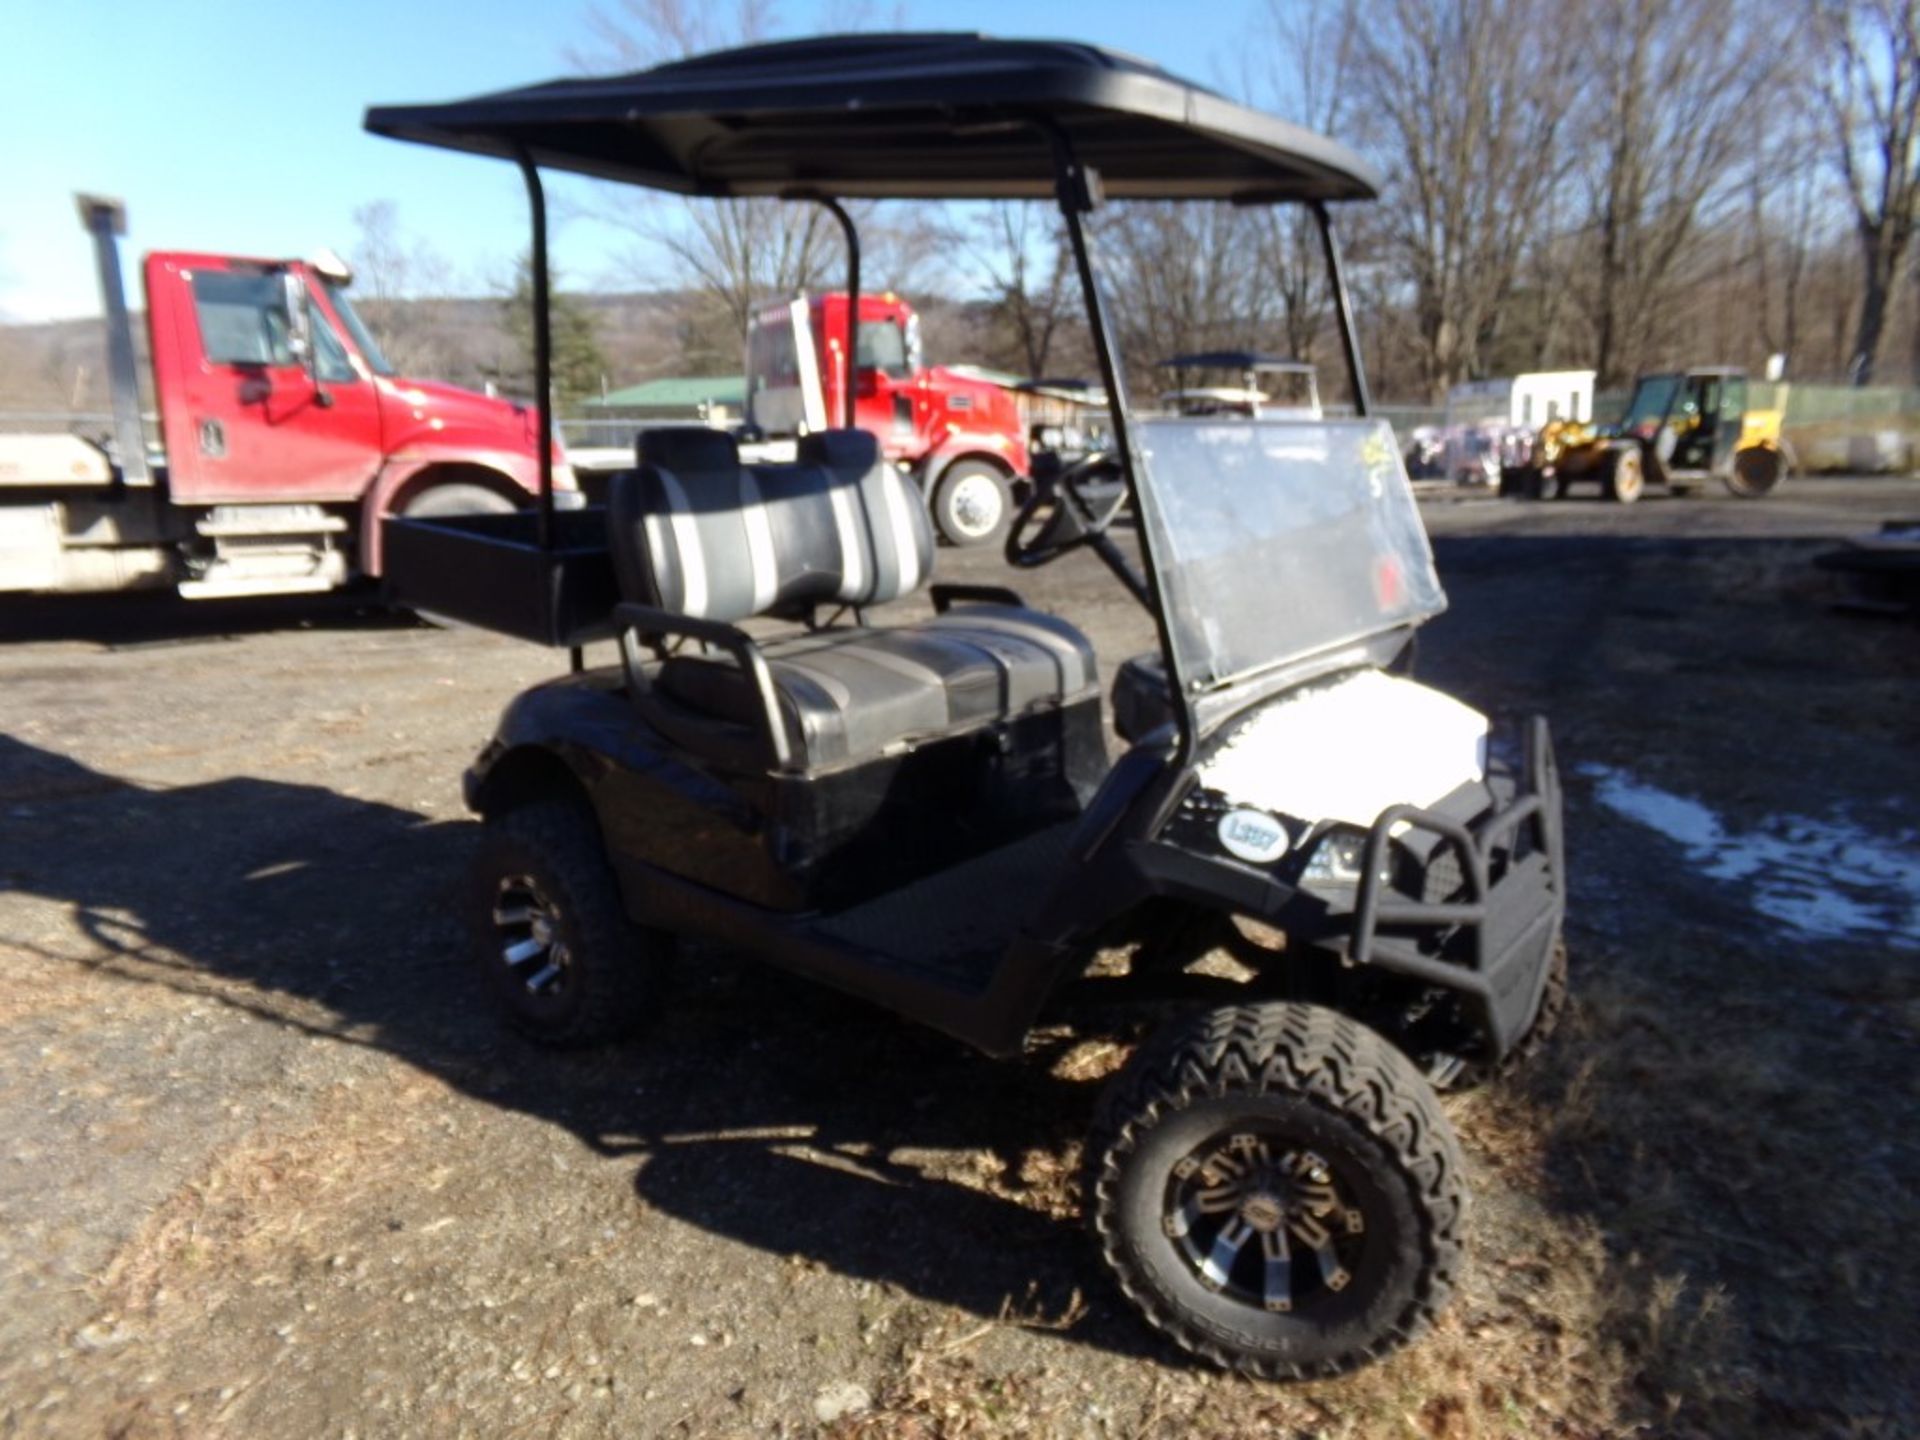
[1297,826,1394,890]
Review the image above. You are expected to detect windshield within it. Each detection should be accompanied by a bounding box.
[321,279,396,376]
[1622,375,1680,433]
[856,319,912,379]
[1136,419,1446,689]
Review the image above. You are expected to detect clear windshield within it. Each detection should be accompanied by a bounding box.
[321,280,396,376]
[1136,418,1446,689]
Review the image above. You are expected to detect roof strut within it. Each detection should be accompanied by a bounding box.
[1313,201,1370,418]
[790,193,861,431]
[1045,124,1192,768]
[517,151,556,552]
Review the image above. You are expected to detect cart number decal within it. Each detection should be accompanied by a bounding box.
[1217,808,1290,864]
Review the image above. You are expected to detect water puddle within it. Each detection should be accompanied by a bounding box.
[1581,765,1920,949]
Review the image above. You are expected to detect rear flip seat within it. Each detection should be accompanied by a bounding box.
[606,428,1097,773]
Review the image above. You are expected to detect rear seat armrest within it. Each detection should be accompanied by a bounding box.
[929,582,1026,614]
[611,602,792,771]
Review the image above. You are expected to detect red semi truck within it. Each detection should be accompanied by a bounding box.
[0,196,572,600]
[745,291,1028,545]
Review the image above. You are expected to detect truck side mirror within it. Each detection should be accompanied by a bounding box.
[280,270,333,408]
[282,271,313,368]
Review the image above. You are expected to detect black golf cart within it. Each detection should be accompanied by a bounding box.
[366,34,1568,1380]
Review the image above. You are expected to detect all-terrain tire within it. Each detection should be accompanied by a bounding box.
[467,798,668,1047]
[1086,1002,1466,1380]
[930,460,1013,546]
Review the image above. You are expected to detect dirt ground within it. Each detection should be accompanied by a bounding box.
[2,479,1916,1439]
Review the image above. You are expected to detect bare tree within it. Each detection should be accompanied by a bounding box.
[347,201,454,373]
[1813,0,1920,384]
[1250,0,1361,363]
[574,0,908,343]
[947,204,1074,377]
[1564,0,1789,384]
[1340,0,1584,398]
[1101,203,1274,392]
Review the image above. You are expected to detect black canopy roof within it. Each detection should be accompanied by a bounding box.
[1158,351,1314,371]
[363,33,1380,203]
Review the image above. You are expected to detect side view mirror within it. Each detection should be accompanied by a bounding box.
[282,271,313,368]
[280,270,333,408]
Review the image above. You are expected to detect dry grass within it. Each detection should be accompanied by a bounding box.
[98,1072,450,1321]
[817,921,1919,1440]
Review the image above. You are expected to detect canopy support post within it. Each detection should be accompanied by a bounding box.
[1049,134,1192,763]
[1312,200,1370,418]
[794,194,860,430]
[517,152,555,552]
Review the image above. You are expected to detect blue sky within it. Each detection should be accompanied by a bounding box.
[2,0,1272,323]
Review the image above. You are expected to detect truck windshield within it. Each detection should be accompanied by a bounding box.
[1135,419,1446,690]
[856,320,912,379]
[321,280,396,377]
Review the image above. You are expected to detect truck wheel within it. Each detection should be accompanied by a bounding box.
[467,798,669,1048]
[1605,448,1645,504]
[403,482,516,520]
[1725,445,1786,498]
[400,484,517,625]
[1087,1002,1465,1380]
[931,461,1012,546]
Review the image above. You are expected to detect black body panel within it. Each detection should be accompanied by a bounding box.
[469,669,1108,914]
[383,508,617,646]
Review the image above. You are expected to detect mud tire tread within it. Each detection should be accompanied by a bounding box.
[468,799,666,1048]
[1085,1002,1466,1380]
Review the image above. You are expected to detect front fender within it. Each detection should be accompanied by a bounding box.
[361,446,557,574]
[921,431,1027,486]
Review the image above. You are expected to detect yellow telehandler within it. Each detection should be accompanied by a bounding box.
[1501,367,1792,503]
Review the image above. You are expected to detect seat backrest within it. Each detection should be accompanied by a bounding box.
[607,426,934,623]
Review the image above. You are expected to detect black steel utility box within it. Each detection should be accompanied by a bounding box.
[382,509,618,646]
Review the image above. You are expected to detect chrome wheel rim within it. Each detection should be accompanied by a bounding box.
[492,874,571,998]
[947,472,1003,538]
[1163,1132,1369,1315]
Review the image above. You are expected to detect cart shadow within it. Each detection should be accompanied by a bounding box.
[0,584,415,646]
[0,733,1163,1364]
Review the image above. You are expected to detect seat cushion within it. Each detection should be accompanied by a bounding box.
[654,604,1098,771]
[606,427,935,625]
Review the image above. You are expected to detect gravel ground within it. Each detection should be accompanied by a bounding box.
[1,479,1916,1439]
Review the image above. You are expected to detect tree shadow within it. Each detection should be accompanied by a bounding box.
[0,732,1161,1363]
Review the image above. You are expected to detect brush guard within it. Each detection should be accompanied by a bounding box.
[1348,716,1565,1059]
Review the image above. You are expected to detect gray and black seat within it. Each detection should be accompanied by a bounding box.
[607,428,1098,774]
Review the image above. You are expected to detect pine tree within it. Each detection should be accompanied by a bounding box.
[501,255,607,407]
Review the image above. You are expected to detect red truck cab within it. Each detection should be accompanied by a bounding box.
[746,292,1027,545]
[0,197,570,601]
[145,248,569,576]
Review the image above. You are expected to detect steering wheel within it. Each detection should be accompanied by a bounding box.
[1004,450,1128,569]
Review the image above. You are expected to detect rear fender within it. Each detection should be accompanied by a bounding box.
[465,678,770,913]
